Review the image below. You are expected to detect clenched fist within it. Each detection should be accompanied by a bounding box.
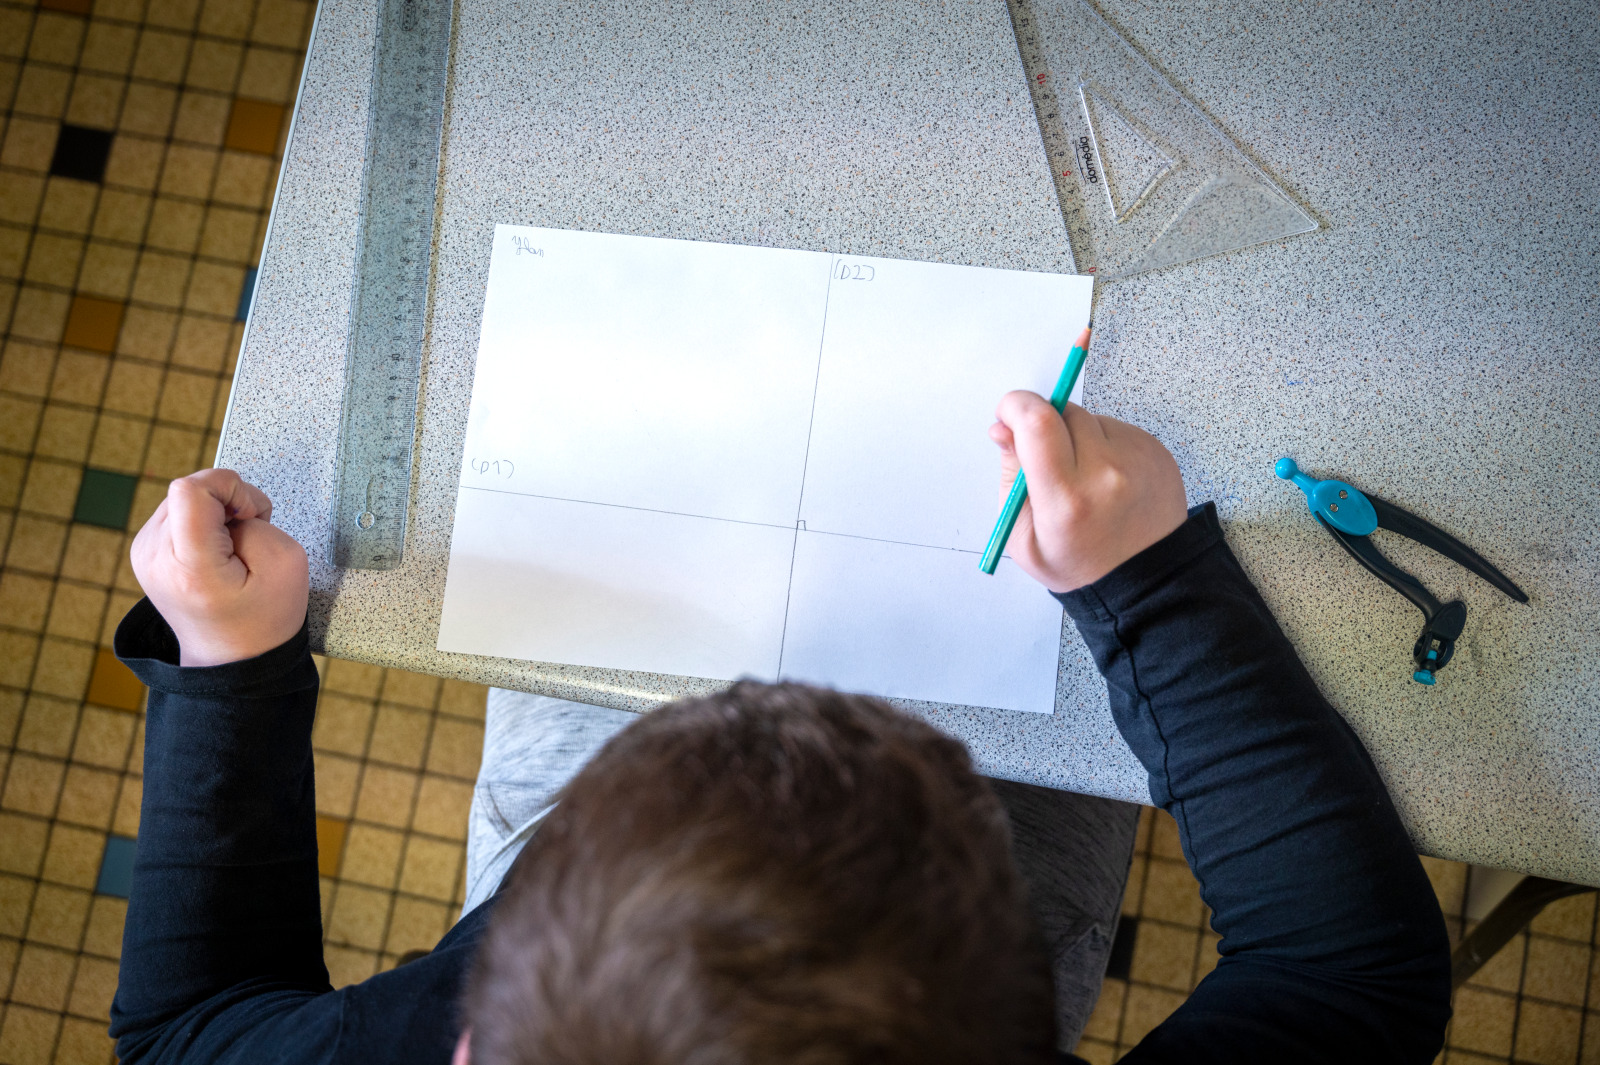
[130,469,309,667]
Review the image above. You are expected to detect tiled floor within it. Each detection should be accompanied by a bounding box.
[0,1,1596,1063]
[1080,809,1600,1064]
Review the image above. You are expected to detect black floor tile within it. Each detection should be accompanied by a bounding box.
[49,124,115,184]
[1105,916,1138,981]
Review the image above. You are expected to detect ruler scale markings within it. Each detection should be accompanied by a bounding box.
[332,0,453,569]
[1007,0,1094,274]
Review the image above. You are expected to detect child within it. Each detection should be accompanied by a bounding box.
[109,392,1449,1064]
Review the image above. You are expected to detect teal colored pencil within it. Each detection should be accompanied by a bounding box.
[979,322,1092,575]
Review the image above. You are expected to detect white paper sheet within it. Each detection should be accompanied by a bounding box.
[437,490,796,681]
[462,227,831,526]
[798,255,1089,550]
[438,225,1094,714]
[779,531,1066,713]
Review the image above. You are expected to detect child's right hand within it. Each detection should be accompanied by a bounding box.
[990,393,1188,593]
[130,469,310,667]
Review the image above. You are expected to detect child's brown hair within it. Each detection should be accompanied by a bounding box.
[462,681,1055,1064]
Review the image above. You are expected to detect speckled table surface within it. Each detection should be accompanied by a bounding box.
[220,0,1598,884]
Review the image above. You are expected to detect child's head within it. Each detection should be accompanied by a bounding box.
[462,681,1055,1064]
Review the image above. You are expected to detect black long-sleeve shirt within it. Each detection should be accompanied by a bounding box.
[1054,505,1450,1061]
[110,503,1450,1063]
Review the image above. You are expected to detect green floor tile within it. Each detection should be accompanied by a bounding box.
[96,835,138,898]
[74,468,140,530]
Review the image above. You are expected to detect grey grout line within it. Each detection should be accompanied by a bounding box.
[1576,902,1599,1059]
[0,18,91,1001]
[0,0,47,830]
[141,0,265,484]
[0,0,308,1045]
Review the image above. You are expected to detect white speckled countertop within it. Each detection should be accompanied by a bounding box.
[221,0,1599,884]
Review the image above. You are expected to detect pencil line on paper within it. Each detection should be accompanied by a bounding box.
[792,258,835,526]
[459,486,989,556]
[775,524,799,680]
[459,485,795,531]
[777,257,837,677]
[796,526,986,556]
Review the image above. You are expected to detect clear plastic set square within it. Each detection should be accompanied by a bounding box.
[1012,0,1318,280]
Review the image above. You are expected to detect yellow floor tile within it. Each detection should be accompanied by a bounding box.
[79,899,123,961]
[438,680,489,722]
[425,717,484,780]
[0,877,34,939]
[174,91,232,147]
[14,698,77,761]
[384,896,449,957]
[22,883,87,951]
[237,47,299,103]
[1073,1036,1118,1065]
[365,705,431,769]
[1515,1000,1584,1065]
[398,836,462,904]
[310,692,375,758]
[411,776,472,842]
[353,765,418,829]
[1079,976,1124,1043]
[55,1014,116,1065]
[1139,857,1205,926]
[323,658,384,698]
[326,883,392,952]
[1120,983,1187,1046]
[39,182,97,238]
[186,40,242,93]
[67,708,132,772]
[2,754,65,818]
[53,766,116,831]
[65,76,124,132]
[1449,986,1518,1057]
[1128,920,1199,992]
[1531,893,1597,943]
[48,352,109,407]
[0,1002,63,1065]
[110,774,140,837]
[40,823,104,890]
[10,942,74,1010]
[313,753,360,819]
[340,824,405,890]
[65,954,117,1020]
[323,944,378,989]
[1524,935,1593,1008]
[57,527,121,587]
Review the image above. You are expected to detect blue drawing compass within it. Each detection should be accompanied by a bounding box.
[1275,458,1529,685]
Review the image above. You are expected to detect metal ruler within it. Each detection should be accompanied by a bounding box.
[1007,0,1097,276]
[331,0,453,569]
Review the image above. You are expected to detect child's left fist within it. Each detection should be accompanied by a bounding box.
[130,469,310,667]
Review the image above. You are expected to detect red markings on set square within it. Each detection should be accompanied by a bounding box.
[1074,135,1100,185]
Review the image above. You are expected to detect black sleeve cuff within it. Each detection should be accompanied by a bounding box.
[1051,502,1225,624]
[114,597,319,699]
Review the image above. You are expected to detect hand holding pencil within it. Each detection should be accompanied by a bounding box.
[984,329,1187,593]
[979,324,1096,575]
